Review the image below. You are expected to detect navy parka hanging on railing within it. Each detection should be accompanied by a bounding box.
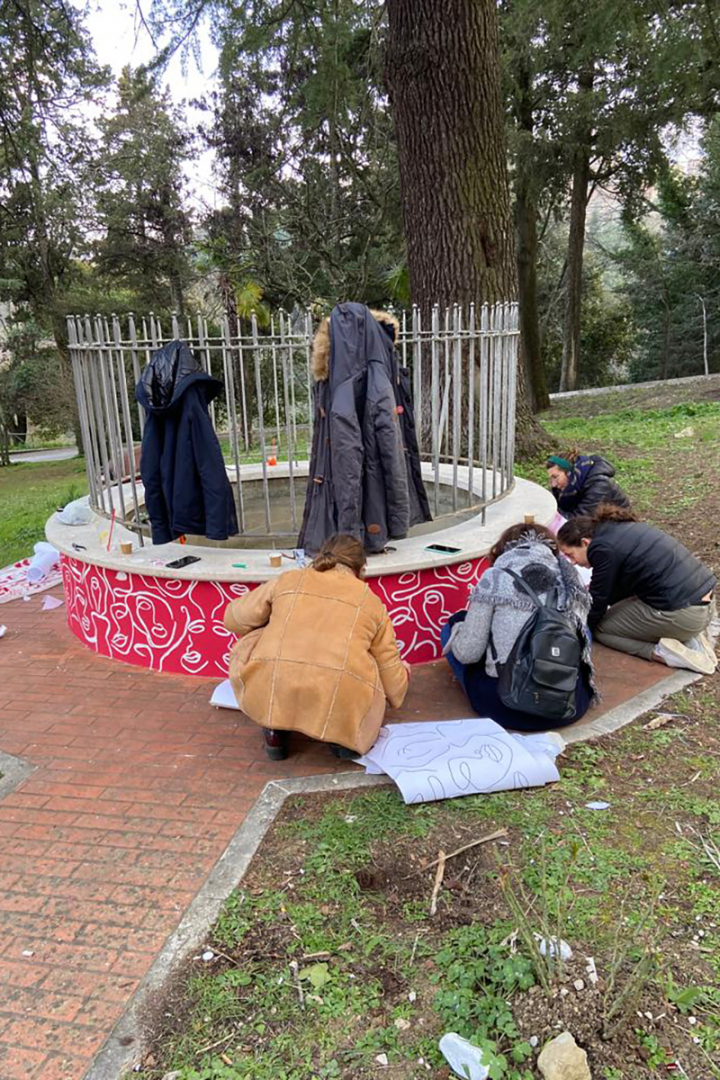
[136,340,238,545]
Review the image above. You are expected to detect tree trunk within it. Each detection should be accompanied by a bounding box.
[660,292,671,380]
[513,57,549,413]
[385,0,547,456]
[10,412,27,445]
[559,149,591,392]
[0,402,11,466]
[50,310,85,456]
[220,272,255,452]
[559,70,594,394]
[516,186,550,412]
[169,268,185,319]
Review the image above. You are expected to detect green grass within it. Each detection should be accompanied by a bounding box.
[130,727,720,1078]
[516,400,720,514]
[218,430,310,467]
[0,458,88,567]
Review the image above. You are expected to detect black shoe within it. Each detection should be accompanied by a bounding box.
[330,743,357,760]
[263,728,288,761]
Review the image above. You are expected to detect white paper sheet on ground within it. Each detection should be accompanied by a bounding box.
[210,678,240,710]
[355,719,564,804]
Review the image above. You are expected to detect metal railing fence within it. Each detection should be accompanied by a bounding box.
[67,304,519,544]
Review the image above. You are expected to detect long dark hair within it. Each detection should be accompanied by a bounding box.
[312,533,367,577]
[558,502,639,547]
[488,523,558,565]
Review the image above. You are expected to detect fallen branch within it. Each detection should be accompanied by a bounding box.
[414,828,508,876]
[429,850,446,916]
[197,1031,234,1057]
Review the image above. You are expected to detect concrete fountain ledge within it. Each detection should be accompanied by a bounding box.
[46,462,555,582]
[46,462,556,677]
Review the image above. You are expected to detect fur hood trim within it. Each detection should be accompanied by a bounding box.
[311,308,401,381]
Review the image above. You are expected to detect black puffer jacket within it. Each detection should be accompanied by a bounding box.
[587,521,716,632]
[555,455,630,519]
[136,341,238,545]
[298,303,431,555]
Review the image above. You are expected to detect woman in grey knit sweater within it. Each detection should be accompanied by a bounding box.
[441,523,597,731]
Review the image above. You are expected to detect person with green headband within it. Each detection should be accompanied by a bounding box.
[546,452,631,520]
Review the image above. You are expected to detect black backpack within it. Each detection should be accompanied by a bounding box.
[495,568,583,722]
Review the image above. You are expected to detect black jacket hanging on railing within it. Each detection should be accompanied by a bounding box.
[136,340,238,545]
[298,303,431,555]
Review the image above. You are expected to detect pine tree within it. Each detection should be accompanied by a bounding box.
[95,67,194,316]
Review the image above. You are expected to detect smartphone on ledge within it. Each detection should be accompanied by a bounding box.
[425,543,461,554]
[166,555,201,569]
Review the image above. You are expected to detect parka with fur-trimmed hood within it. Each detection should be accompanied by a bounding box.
[298,303,431,554]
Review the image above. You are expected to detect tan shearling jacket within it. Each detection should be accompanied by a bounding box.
[224,565,409,753]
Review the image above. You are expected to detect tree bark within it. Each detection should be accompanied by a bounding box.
[385,0,548,456]
[10,412,27,445]
[559,148,591,392]
[516,184,550,412]
[513,57,549,413]
[559,70,594,393]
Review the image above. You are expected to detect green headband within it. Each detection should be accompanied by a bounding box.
[547,455,572,471]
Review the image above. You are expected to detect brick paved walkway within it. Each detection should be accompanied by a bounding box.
[0,589,673,1079]
[0,592,354,1080]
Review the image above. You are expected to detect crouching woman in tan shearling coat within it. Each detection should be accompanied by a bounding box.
[223,534,410,761]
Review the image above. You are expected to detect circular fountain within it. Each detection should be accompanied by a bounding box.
[47,309,555,677]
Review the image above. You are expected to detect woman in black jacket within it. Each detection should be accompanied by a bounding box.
[557,505,717,673]
[547,454,630,519]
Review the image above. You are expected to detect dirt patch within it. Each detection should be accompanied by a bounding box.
[512,960,708,1078]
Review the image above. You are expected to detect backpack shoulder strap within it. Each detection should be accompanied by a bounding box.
[500,566,545,608]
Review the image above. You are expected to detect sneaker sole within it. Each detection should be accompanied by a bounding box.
[658,638,717,675]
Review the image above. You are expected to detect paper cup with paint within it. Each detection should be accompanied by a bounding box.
[120,541,133,555]
[269,553,282,568]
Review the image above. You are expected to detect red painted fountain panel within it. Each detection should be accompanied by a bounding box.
[61,555,490,677]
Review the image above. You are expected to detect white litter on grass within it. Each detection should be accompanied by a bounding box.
[375,1053,389,1066]
[536,935,573,961]
[201,949,214,962]
[439,1033,490,1080]
[585,800,611,810]
[585,956,599,985]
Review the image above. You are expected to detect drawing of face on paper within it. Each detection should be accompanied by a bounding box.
[359,720,558,805]
[399,733,515,803]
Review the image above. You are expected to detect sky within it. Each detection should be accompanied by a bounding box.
[84,1,221,211]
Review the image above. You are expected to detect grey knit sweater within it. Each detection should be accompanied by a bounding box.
[444,537,594,681]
